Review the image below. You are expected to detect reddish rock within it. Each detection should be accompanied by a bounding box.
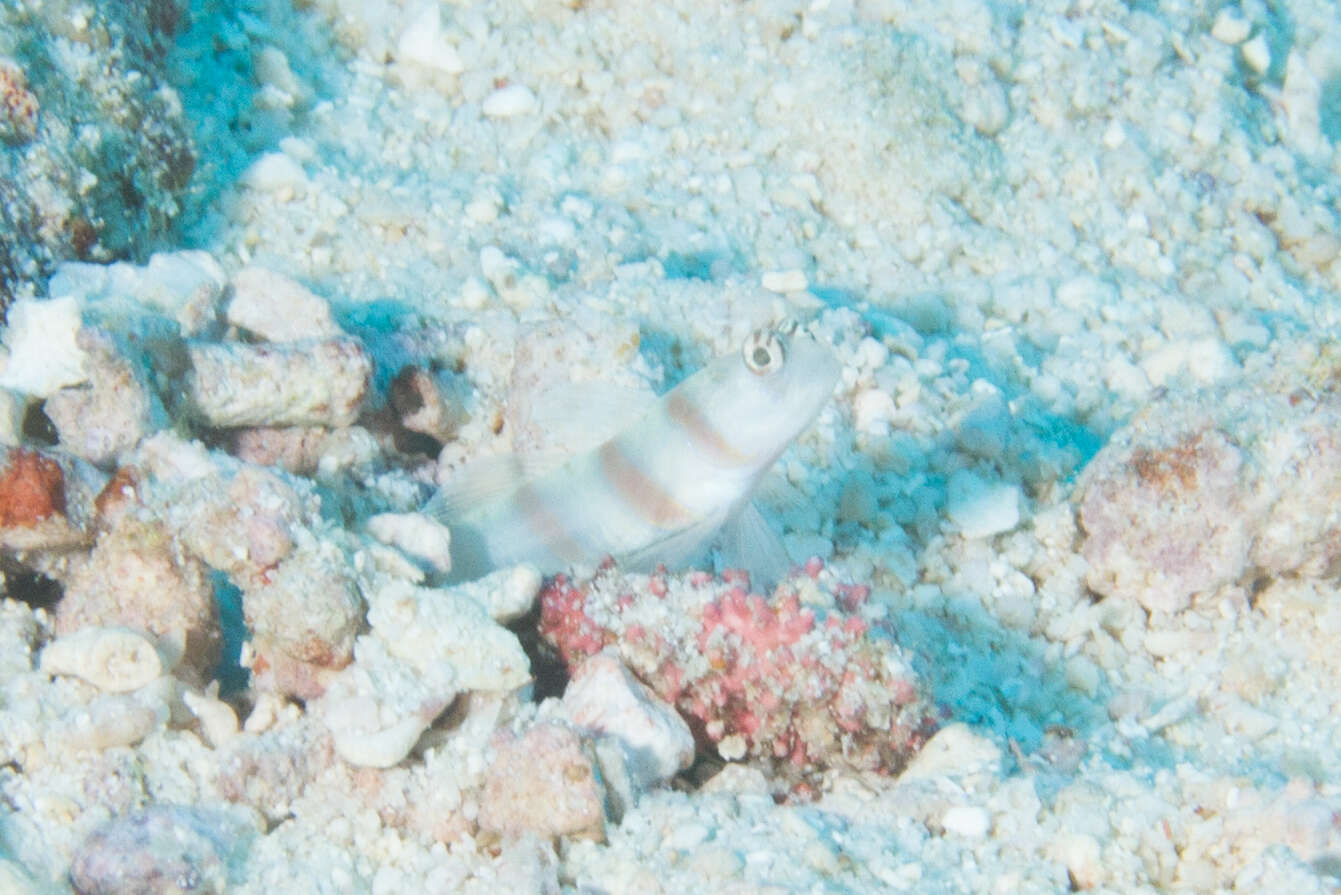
[0,449,65,527]
[478,722,606,840]
[540,566,936,785]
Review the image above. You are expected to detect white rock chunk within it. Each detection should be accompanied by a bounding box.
[562,650,694,789]
[1241,34,1271,75]
[0,297,88,397]
[448,564,542,623]
[898,723,1002,782]
[242,152,309,193]
[940,804,991,838]
[48,251,227,337]
[365,578,530,692]
[183,689,240,747]
[227,267,342,342]
[1210,8,1251,44]
[320,635,457,768]
[40,626,165,692]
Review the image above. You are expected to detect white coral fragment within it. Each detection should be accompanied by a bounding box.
[40,626,166,692]
[0,297,89,397]
[365,512,453,577]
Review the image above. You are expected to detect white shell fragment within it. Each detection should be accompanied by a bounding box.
[182,689,240,747]
[40,626,165,692]
[760,269,809,293]
[185,338,371,428]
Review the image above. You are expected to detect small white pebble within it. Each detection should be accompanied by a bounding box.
[945,471,1021,538]
[183,689,239,747]
[483,83,536,118]
[1241,34,1271,74]
[396,5,464,74]
[1210,8,1252,45]
[718,733,748,761]
[760,269,809,293]
[941,804,991,838]
[1101,121,1126,149]
[241,152,308,193]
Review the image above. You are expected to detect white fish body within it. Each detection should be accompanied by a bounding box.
[430,321,840,583]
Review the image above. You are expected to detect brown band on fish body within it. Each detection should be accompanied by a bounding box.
[665,390,751,467]
[599,439,695,529]
[513,481,588,564]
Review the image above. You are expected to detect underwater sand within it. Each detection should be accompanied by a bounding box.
[1,0,1340,892]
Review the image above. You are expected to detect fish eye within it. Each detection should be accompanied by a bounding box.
[742,329,786,375]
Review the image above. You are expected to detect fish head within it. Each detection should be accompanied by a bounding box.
[698,319,841,463]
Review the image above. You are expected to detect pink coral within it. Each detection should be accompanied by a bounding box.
[540,564,936,785]
[0,57,38,144]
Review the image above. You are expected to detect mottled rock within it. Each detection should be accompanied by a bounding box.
[0,2,195,302]
[56,518,218,682]
[218,717,333,823]
[364,577,530,692]
[478,722,606,840]
[68,805,254,895]
[164,463,303,584]
[244,540,364,697]
[227,426,330,476]
[45,328,159,466]
[1077,380,1341,613]
[185,338,371,429]
[389,365,465,444]
[1078,426,1252,614]
[541,566,936,782]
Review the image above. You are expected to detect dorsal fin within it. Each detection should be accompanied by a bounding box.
[512,380,657,460]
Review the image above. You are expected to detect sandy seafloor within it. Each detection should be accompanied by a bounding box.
[2,0,1341,892]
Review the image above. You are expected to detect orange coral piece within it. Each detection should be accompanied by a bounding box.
[0,450,67,527]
